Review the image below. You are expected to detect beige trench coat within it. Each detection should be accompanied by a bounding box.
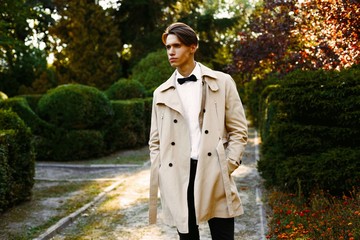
[149,63,248,233]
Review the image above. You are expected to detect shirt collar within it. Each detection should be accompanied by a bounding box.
[176,62,202,83]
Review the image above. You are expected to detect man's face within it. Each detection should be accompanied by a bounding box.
[165,34,196,69]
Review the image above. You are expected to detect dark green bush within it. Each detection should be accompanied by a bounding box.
[132,49,174,93]
[18,94,42,112]
[0,109,35,212]
[0,97,62,161]
[105,99,146,151]
[38,84,114,130]
[105,79,146,100]
[279,148,360,196]
[0,97,56,136]
[0,84,153,162]
[244,76,278,127]
[51,130,105,161]
[257,66,360,196]
[0,130,13,211]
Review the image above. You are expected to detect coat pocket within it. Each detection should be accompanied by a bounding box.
[217,138,239,175]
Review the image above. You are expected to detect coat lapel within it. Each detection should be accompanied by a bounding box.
[155,63,219,117]
[155,71,184,116]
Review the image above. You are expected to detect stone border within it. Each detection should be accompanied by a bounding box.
[36,163,140,169]
[33,179,123,240]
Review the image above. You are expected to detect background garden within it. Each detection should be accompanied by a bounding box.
[1,0,359,239]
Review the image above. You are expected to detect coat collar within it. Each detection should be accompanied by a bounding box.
[157,63,219,93]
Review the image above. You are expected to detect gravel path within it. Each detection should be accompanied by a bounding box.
[46,128,267,240]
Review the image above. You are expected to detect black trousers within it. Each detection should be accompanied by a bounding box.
[178,159,235,240]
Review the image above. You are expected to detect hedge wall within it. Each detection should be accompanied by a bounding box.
[255,66,360,196]
[0,84,152,161]
[0,110,35,212]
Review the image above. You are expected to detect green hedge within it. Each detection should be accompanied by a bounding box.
[38,84,113,130]
[256,66,360,196]
[0,97,56,136]
[105,99,146,151]
[105,79,146,100]
[51,130,105,161]
[0,84,152,161]
[0,110,35,212]
[132,49,174,95]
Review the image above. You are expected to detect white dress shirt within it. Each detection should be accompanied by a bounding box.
[176,63,202,160]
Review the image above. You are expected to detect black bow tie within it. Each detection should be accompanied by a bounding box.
[177,74,197,85]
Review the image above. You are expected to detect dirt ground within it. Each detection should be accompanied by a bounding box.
[1,128,268,240]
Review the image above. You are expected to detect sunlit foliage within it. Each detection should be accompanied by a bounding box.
[231,0,360,81]
[0,0,54,96]
[50,0,123,89]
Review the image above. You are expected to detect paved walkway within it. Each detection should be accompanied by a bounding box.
[34,127,267,240]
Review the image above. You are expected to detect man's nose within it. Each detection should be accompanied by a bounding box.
[168,47,175,55]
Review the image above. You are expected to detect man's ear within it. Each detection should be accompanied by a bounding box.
[190,44,198,53]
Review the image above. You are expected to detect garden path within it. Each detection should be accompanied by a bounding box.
[46,128,267,240]
[0,127,267,240]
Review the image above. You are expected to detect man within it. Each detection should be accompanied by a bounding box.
[149,22,248,240]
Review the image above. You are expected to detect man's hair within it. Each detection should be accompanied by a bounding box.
[162,22,198,46]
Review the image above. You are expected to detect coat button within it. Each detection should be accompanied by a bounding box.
[169,163,173,167]
[207,152,212,156]
[240,160,242,164]
[205,130,209,134]
[174,119,177,123]
[203,109,206,113]
[171,142,175,146]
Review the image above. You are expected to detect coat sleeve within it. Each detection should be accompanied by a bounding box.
[149,94,160,163]
[148,93,160,224]
[224,75,248,173]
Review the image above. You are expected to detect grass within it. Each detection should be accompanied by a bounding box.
[265,188,360,240]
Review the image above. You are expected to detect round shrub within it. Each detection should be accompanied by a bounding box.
[105,79,146,100]
[0,97,56,136]
[38,84,114,130]
[0,109,35,211]
[132,49,174,92]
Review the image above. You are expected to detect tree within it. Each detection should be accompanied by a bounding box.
[0,0,53,96]
[50,0,123,89]
[113,0,203,73]
[113,0,252,72]
[231,0,360,82]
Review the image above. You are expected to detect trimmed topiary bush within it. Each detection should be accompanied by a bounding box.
[105,79,146,100]
[0,109,35,212]
[38,84,114,130]
[0,97,56,136]
[105,99,146,151]
[132,49,174,94]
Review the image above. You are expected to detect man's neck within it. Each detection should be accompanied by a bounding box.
[177,61,196,77]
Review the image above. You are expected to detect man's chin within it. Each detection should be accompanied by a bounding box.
[169,62,178,68]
